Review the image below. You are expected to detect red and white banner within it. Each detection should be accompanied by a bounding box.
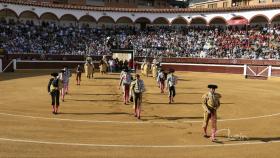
[227,19,248,25]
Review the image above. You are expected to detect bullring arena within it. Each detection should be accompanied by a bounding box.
[1,68,280,157]
[1,0,280,157]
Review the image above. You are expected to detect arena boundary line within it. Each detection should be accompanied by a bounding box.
[0,137,279,148]
[136,61,244,68]
[0,112,279,124]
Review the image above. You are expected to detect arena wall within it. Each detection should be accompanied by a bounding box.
[161,63,244,74]
[135,57,280,66]
[3,53,280,77]
[16,61,86,70]
[7,54,280,66]
[6,54,280,67]
[15,60,280,77]
[271,68,280,77]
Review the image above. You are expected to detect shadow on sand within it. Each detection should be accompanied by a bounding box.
[0,70,54,81]
[177,79,192,82]
[59,112,132,116]
[246,137,280,142]
[144,102,234,105]
[214,135,280,144]
[70,93,119,96]
[144,102,201,105]
[145,92,203,95]
[140,115,203,121]
[94,77,120,80]
[83,84,116,87]
[67,98,122,102]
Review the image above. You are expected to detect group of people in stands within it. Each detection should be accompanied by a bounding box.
[1,20,280,59]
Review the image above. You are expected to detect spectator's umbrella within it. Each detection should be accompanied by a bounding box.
[227,19,248,25]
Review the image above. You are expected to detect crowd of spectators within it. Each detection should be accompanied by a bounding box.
[1,19,280,59]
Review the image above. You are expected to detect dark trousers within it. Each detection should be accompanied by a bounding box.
[133,92,142,117]
[51,90,60,106]
[169,86,176,97]
[76,73,81,81]
[134,92,142,108]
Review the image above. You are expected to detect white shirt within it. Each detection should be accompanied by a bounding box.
[167,74,177,87]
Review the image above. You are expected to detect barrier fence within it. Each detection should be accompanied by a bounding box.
[0,59,279,78]
[4,54,280,66]
[8,60,280,77]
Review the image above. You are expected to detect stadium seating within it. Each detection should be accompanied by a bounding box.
[1,20,279,59]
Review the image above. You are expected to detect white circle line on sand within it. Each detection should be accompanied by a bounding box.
[0,137,279,148]
[0,112,279,124]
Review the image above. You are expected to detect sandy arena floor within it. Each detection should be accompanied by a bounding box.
[0,70,280,158]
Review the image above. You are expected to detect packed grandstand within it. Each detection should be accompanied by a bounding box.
[1,22,280,59]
